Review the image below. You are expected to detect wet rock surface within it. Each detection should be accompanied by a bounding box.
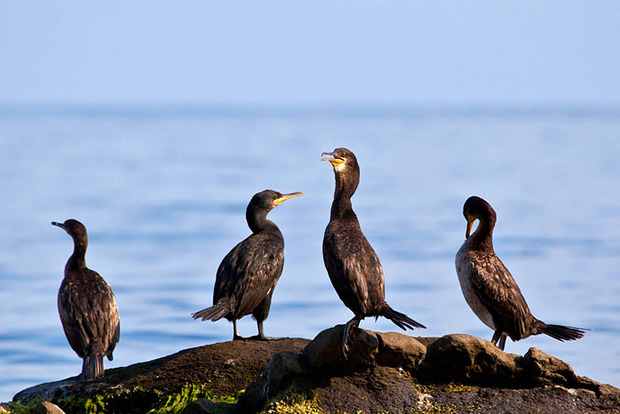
[11,328,620,413]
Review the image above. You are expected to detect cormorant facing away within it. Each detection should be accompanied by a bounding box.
[322,148,425,357]
[455,196,586,350]
[52,219,120,381]
[192,189,302,340]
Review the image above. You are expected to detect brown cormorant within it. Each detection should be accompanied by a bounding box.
[322,148,425,357]
[52,219,120,381]
[192,189,302,340]
[455,196,586,350]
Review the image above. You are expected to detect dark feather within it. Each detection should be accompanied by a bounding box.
[466,250,534,341]
[212,233,284,320]
[323,217,385,317]
[540,324,586,342]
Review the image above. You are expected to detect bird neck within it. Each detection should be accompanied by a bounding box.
[66,239,88,271]
[469,216,496,252]
[330,194,357,221]
[330,168,359,220]
[333,168,359,199]
[247,209,280,235]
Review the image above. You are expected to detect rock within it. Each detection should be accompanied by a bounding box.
[300,325,379,373]
[180,399,232,414]
[33,401,65,414]
[242,350,306,411]
[242,326,383,412]
[417,334,521,386]
[13,337,310,413]
[265,351,307,388]
[11,329,620,413]
[375,331,426,372]
[413,336,441,347]
[521,347,578,387]
[422,384,619,414]
[242,327,427,412]
[291,365,425,414]
[11,380,83,407]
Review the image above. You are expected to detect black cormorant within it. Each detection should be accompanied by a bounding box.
[322,148,425,357]
[52,219,120,381]
[455,196,586,350]
[192,189,302,340]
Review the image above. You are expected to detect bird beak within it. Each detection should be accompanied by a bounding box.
[51,221,63,229]
[273,192,303,206]
[465,218,475,239]
[321,152,346,167]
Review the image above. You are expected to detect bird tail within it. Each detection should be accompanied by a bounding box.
[380,304,426,331]
[82,354,104,381]
[540,323,586,342]
[192,301,230,322]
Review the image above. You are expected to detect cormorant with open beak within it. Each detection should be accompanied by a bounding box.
[322,148,425,357]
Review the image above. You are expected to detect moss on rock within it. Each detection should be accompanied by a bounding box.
[259,384,323,414]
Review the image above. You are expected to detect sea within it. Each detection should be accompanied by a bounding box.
[0,105,619,402]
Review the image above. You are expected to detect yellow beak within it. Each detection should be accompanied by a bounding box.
[321,152,345,167]
[273,192,303,206]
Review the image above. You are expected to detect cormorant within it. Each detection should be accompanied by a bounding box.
[52,219,120,381]
[455,196,586,350]
[322,148,425,357]
[192,189,302,340]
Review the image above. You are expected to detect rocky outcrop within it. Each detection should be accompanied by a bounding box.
[12,338,310,413]
[10,327,620,413]
[239,327,619,413]
[417,333,600,389]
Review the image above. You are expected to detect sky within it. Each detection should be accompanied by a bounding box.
[1,1,619,106]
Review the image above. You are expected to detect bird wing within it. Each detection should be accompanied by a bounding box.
[58,270,120,358]
[323,219,385,316]
[467,251,532,340]
[213,233,284,318]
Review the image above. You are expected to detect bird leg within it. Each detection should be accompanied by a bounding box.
[491,330,501,346]
[248,295,273,340]
[491,330,507,350]
[497,334,507,350]
[248,321,270,341]
[342,316,362,358]
[232,320,245,341]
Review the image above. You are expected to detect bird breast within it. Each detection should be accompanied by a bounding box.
[455,245,497,331]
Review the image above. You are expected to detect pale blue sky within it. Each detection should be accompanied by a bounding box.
[1,1,619,105]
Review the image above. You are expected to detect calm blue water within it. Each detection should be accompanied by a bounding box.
[1,106,619,401]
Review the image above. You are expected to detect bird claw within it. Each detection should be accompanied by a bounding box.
[248,334,272,341]
[341,318,361,359]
